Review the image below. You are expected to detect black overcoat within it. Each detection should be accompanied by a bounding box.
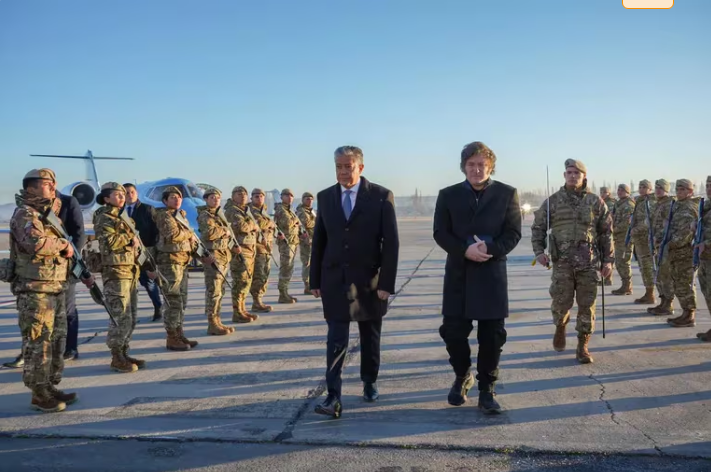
[433,180,522,320]
[309,177,399,322]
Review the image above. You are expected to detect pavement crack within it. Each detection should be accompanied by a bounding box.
[273,245,436,443]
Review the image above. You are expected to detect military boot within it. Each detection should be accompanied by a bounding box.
[166,329,190,351]
[634,287,655,304]
[611,279,632,296]
[122,345,146,369]
[232,296,253,323]
[697,329,711,342]
[177,326,198,348]
[648,297,674,316]
[303,284,311,295]
[553,324,566,352]
[207,314,231,335]
[215,315,235,334]
[278,289,297,304]
[241,299,259,321]
[48,384,78,405]
[110,348,138,373]
[576,334,593,364]
[31,387,66,413]
[251,295,273,313]
[667,309,695,328]
[447,373,474,406]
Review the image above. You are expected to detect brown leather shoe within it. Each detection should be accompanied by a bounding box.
[634,287,655,304]
[553,325,566,352]
[697,329,711,342]
[576,334,593,364]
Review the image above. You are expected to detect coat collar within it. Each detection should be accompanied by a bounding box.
[462,179,495,215]
[334,176,371,223]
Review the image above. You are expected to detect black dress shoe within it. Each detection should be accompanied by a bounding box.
[363,382,379,402]
[314,394,342,419]
[151,307,163,322]
[478,391,502,414]
[63,349,78,361]
[447,373,474,406]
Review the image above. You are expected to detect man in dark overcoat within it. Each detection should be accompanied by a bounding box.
[310,145,399,419]
[433,141,522,414]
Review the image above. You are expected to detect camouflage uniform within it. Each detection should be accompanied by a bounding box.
[274,195,300,302]
[10,169,74,412]
[92,187,142,373]
[611,191,635,295]
[296,195,316,293]
[666,179,699,327]
[601,191,617,285]
[696,183,711,341]
[531,159,613,364]
[153,194,198,351]
[648,182,676,315]
[629,182,657,304]
[197,197,234,335]
[249,191,275,312]
[224,191,258,322]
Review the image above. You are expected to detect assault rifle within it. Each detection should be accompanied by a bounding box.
[44,209,117,326]
[174,211,232,289]
[654,200,675,285]
[244,206,278,269]
[693,198,705,270]
[645,200,656,273]
[216,206,252,278]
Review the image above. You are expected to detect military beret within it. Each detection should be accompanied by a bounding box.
[162,186,182,198]
[600,186,609,192]
[676,178,693,190]
[655,179,670,192]
[618,183,630,193]
[564,159,587,174]
[281,188,293,196]
[231,186,248,194]
[251,188,265,196]
[202,187,221,198]
[302,191,314,199]
[101,182,126,193]
[639,179,652,189]
[23,168,56,183]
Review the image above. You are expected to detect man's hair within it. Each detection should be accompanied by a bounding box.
[460,141,496,174]
[334,145,364,165]
[123,183,136,190]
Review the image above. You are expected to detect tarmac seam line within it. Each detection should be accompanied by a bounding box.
[272,245,437,442]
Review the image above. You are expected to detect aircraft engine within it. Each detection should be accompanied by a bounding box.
[62,182,96,210]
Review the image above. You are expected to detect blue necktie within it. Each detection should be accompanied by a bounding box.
[127,205,133,218]
[343,190,352,220]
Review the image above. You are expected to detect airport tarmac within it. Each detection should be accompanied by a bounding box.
[0,216,710,471]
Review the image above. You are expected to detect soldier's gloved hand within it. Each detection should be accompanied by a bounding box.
[231,245,242,255]
[62,242,75,260]
[202,255,216,265]
[277,233,285,241]
[81,273,95,288]
[601,263,613,278]
[536,253,549,267]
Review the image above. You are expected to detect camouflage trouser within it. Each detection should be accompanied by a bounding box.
[250,252,271,299]
[550,263,598,335]
[17,291,67,391]
[299,240,311,289]
[104,277,139,350]
[655,252,675,300]
[205,260,229,318]
[158,262,189,330]
[632,236,655,288]
[698,259,711,314]
[277,240,297,291]
[230,249,255,303]
[613,237,633,282]
[670,249,696,310]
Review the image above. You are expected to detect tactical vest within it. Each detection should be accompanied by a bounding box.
[549,190,599,262]
[98,211,137,267]
[157,210,193,254]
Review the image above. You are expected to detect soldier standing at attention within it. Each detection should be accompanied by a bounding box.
[532,159,613,364]
[93,182,145,373]
[611,184,635,296]
[153,186,199,351]
[630,180,657,305]
[665,179,699,328]
[224,186,259,323]
[599,186,616,286]
[249,188,275,313]
[197,188,235,335]
[9,169,83,412]
[695,176,711,341]
[296,191,316,294]
[274,188,300,303]
[648,179,676,316]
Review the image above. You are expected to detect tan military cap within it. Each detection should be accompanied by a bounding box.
[202,187,221,198]
[231,186,248,195]
[162,186,182,198]
[676,178,693,190]
[600,186,609,192]
[639,179,652,189]
[281,188,293,196]
[618,183,630,193]
[302,191,314,199]
[24,168,56,183]
[564,159,587,174]
[655,179,670,192]
[101,182,126,192]
[251,188,265,196]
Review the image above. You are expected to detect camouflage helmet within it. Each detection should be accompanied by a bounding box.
[599,186,609,193]
[96,181,125,205]
[302,191,314,199]
[23,168,56,183]
[655,179,670,192]
[281,188,294,196]
[251,187,265,196]
[639,179,652,189]
[618,183,631,194]
[231,185,248,195]
[202,186,221,199]
[162,186,183,200]
[564,159,587,174]
[676,178,693,191]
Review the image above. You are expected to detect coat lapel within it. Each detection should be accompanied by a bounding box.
[463,180,495,220]
[346,177,370,224]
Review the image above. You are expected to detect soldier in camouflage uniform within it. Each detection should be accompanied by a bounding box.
[532,159,613,364]
[665,179,699,328]
[153,186,200,351]
[93,182,144,373]
[629,180,657,304]
[647,179,676,316]
[10,169,80,412]
[296,191,316,294]
[274,188,300,303]
[224,186,259,322]
[611,184,635,295]
[249,188,275,313]
[197,187,235,335]
[599,186,617,286]
[695,176,711,341]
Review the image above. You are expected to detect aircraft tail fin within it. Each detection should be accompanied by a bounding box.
[30,150,134,190]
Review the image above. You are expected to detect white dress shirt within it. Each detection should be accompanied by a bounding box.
[341,178,361,211]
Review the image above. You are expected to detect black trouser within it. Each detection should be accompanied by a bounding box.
[439,317,507,392]
[325,318,382,398]
[65,282,79,353]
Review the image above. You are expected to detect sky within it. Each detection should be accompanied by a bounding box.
[1,0,709,204]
